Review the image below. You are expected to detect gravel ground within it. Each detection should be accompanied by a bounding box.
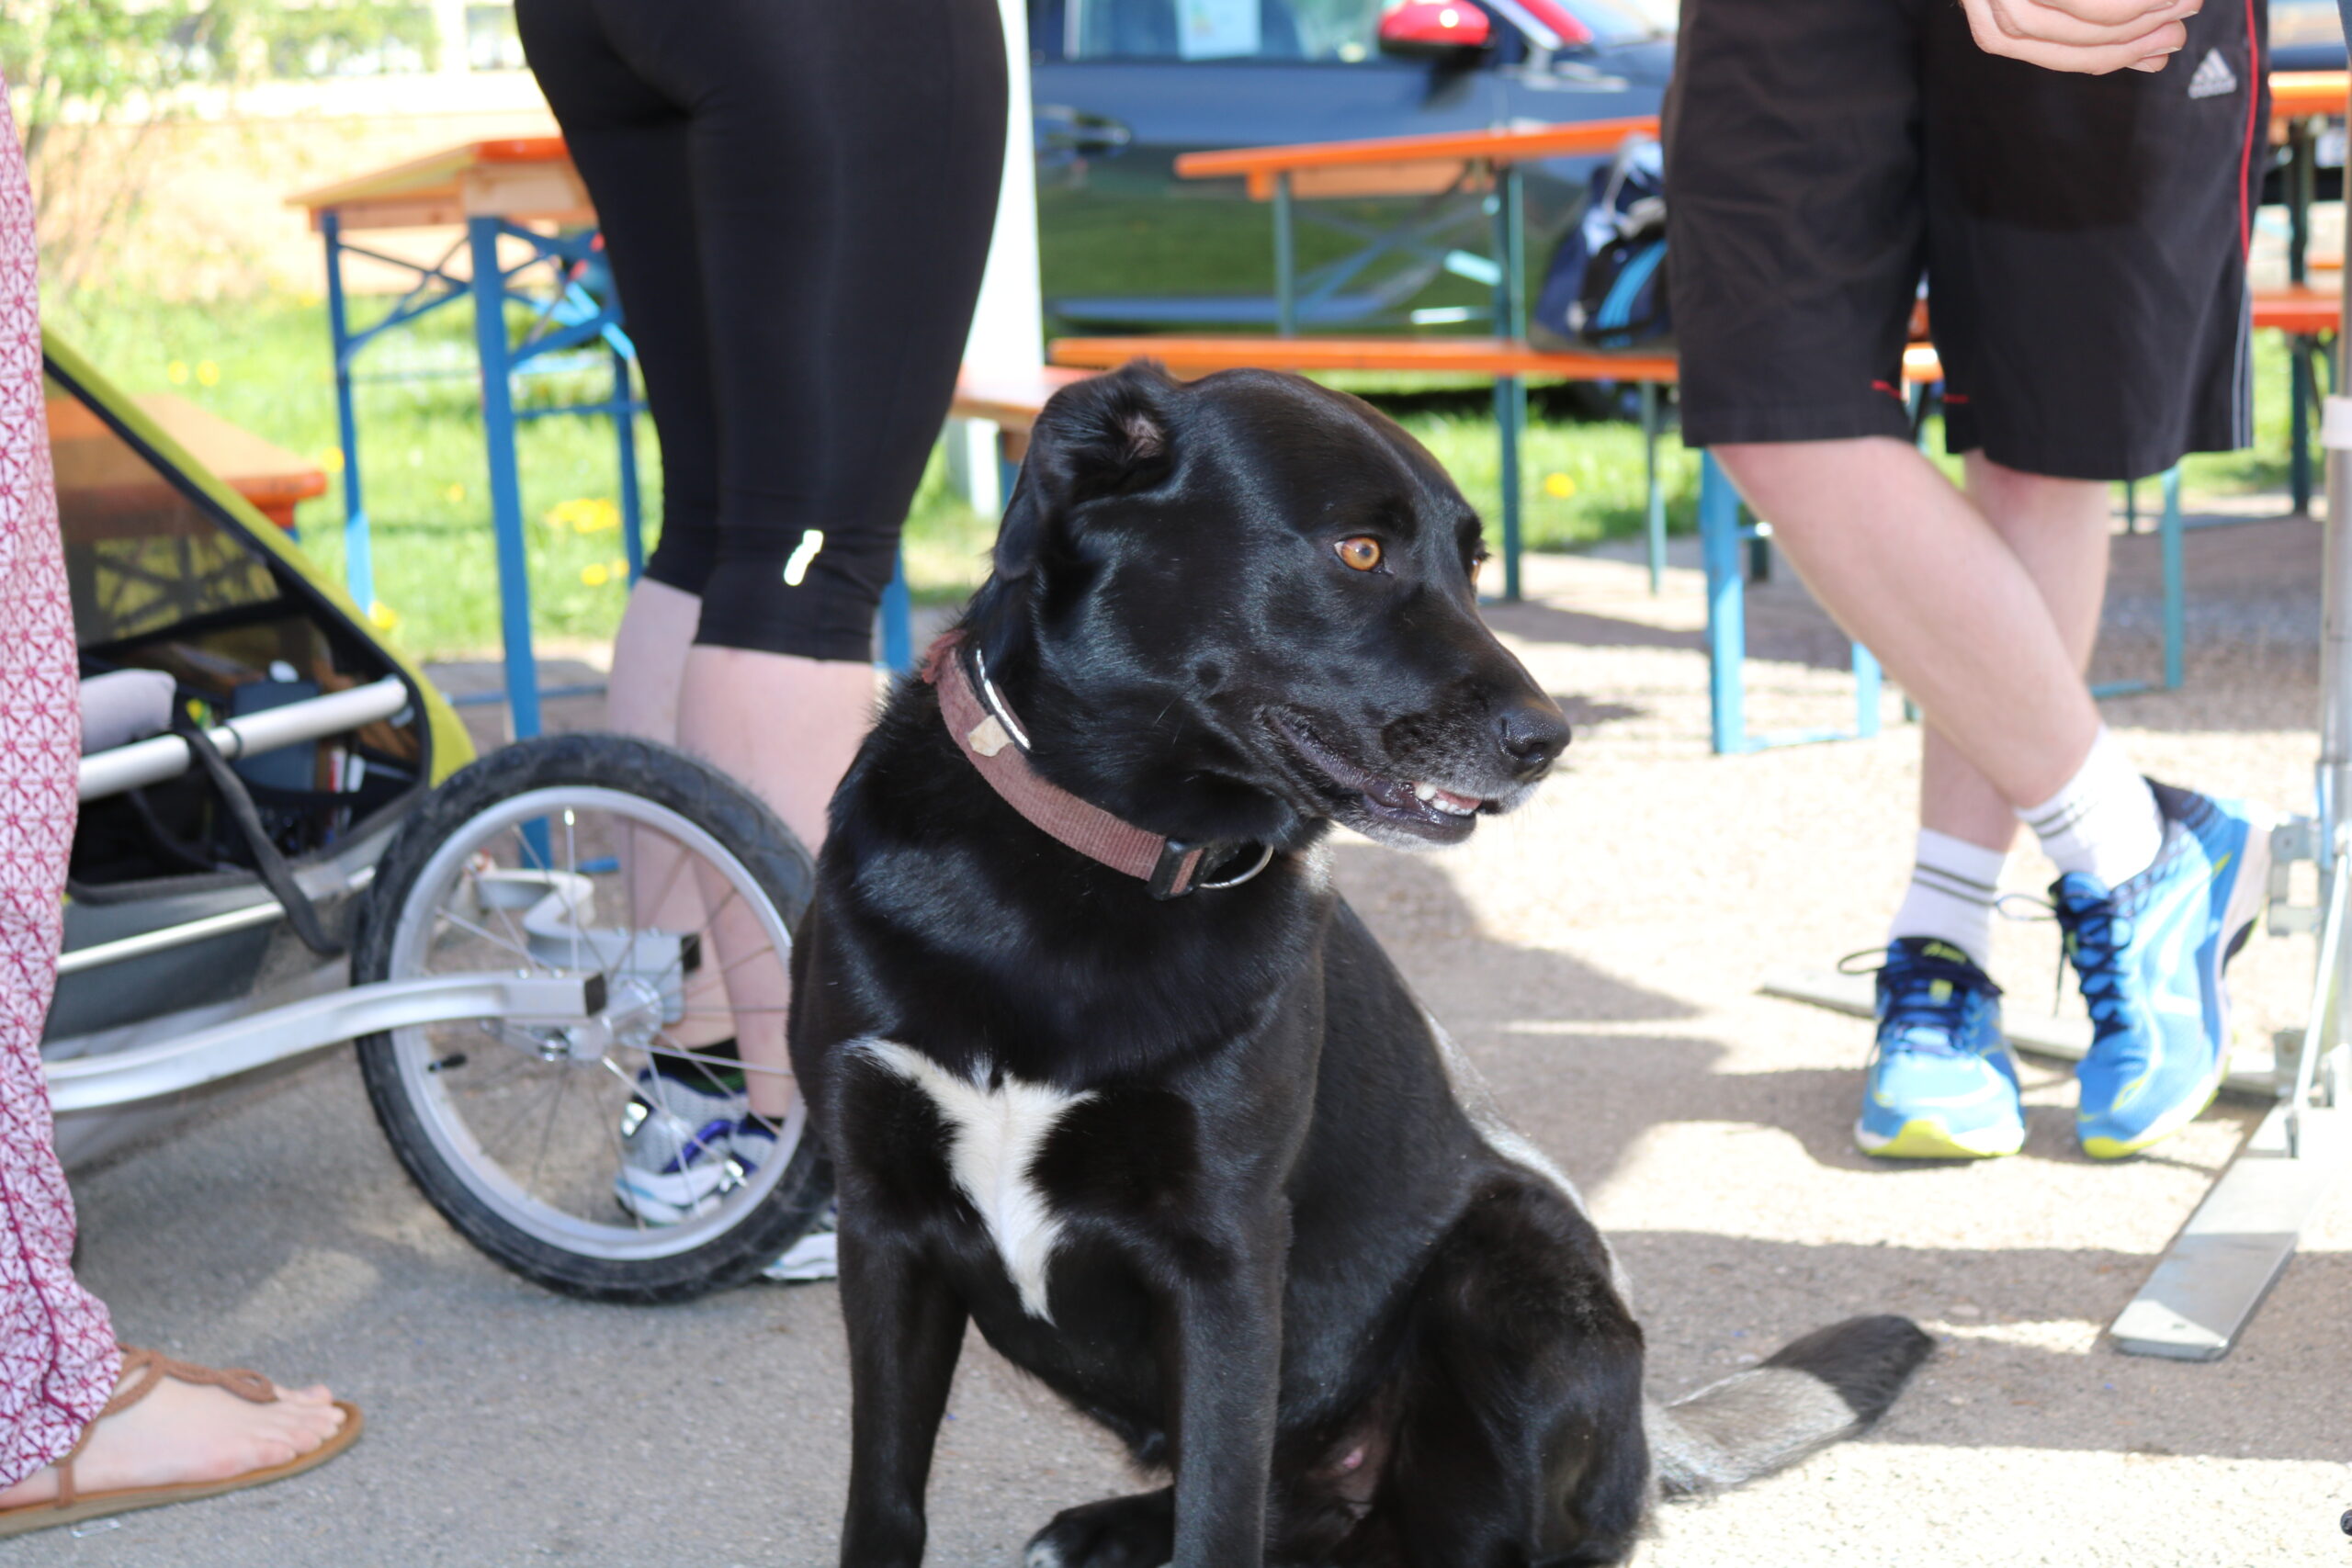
[24,511,2351,1565]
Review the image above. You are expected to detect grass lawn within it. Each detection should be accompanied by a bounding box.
[45,286,2302,660]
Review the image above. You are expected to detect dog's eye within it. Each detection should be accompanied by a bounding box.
[1335,536,1383,572]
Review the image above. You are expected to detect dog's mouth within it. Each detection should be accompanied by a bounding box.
[1265,712,1488,844]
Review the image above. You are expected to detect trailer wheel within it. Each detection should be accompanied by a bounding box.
[353,735,826,1303]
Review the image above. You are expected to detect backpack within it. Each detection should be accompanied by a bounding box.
[1531,137,1669,352]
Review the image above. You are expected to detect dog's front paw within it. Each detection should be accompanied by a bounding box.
[1023,1487,1174,1568]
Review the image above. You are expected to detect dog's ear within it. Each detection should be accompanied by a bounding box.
[994,361,1179,581]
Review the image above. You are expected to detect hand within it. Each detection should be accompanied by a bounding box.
[1957,0,2199,74]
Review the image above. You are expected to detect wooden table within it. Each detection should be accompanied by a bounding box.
[47,390,327,533]
[293,138,638,736]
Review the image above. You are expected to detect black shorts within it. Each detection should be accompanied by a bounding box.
[1664,0,2267,481]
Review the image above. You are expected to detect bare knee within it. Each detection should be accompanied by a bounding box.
[1710,435,1939,546]
[1960,452,2109,539]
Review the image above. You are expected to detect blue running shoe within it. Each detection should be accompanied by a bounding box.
[1854,938,2023,1159]
[2053,782,2271,1161]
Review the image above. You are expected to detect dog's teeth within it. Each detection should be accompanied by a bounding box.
[1414,782,1437,802]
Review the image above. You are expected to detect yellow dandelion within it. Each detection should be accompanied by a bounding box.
[581,562,610,587]
[543,497,621,534]
[367,601,399,630]
[445,482,466,503]
[320,448,345,474]
[608,557,629,578]
[196,361,220,387]
[1544,471,1577,500]
[166,360,189,385]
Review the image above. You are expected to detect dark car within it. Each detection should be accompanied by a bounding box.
[1029,0,1674,333]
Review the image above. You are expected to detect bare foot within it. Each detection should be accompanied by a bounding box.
[0,1364,345,1506]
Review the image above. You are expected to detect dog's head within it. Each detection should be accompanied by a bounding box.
[963,362,1568,853]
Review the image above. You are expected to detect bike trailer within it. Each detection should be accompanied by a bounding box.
[42,332,471,1168]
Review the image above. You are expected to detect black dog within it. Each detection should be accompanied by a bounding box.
[789,364,1930,1567]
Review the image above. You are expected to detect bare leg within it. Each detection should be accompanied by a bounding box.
[1918,455,2115,854]
[677,647,878,855]
[608,579,736,1055]
[1714,437,2101,809]
[0,1369,344,1506]
[676,646,879,1118]
[607,576,701,744]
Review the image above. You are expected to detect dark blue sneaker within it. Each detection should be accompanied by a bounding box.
[2052,782,2271,1160]
[1853,938,2024,1159]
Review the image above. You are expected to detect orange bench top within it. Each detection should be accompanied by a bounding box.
[1176,117,1658,199]
[2253,283,2341,334]
[2273,71,2348,119]
[1054,287,2341,387]
[289,136,591,233]
[1050,335,1969,385]
[949,365,1093,430]
[1053,334,1678,379]
[47,391,327,531]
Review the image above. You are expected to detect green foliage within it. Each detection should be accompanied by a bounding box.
[6,0,435,288]
[0,1,205,156]
[260,3,437,79]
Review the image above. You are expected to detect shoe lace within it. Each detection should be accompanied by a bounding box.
[1838,945,1996,1055]
[2048,885,2141,1040]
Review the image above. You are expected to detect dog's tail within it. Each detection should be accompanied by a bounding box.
[1645,1314,1933,1496]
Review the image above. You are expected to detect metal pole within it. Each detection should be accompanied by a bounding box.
[1491,163,1526,602]
[2290,120,2315,514]
[469,218,543,744]
[1641,380,1665,596]
[611,342,644,582]
[2321,211,2352,883]
[321,210,374,612]
[2312,66,2352,1105]
[1700,454,1745,754]
[1273,172,1297,339]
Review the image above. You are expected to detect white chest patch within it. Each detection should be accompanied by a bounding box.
[852,1040,1091,1322]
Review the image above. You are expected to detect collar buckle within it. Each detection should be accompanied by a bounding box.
[1149,839,1275,899]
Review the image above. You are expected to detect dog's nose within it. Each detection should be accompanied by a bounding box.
[1494,699,1570,780]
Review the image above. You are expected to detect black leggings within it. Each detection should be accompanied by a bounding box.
[515,0,1006,660]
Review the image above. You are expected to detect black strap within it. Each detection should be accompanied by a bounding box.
[171,713,346,957]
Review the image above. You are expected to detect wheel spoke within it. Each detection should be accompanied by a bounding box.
[370,773,808,1274]
[431,905,541,969]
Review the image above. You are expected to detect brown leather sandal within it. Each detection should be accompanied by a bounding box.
[0,1347,363,1539]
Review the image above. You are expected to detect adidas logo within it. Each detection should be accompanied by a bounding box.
[2187,48,2237,100]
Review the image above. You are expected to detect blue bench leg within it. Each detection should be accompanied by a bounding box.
[613,342,645,582]
[2293,334,2314,515]
[1495,374,1525,601]
[322,212,374,613]
[1700,453,1745,755]
[881,548,914,675]
[1642,382,1665,596]
[2161,464,2183,691]
[469,217,541,745]
[1854,642,1883,739]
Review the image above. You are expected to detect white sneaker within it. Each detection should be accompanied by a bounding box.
[613,1068,748,1224]
[761,1202,838,1282]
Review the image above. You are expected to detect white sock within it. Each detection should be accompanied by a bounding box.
[1888,829,2005,970]
[2018,728,2163,888]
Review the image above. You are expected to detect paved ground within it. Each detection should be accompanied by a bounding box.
[28,511,2351,1564]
